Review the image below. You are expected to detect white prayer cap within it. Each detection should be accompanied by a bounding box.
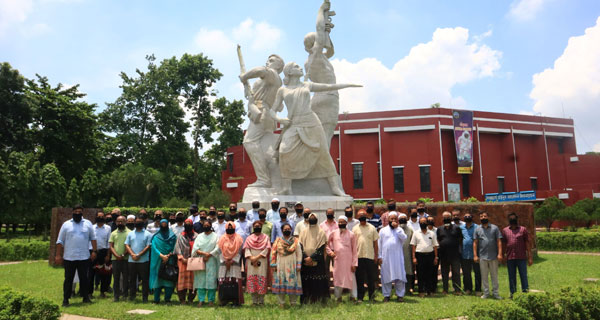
[399,213,408,219]
[388,211,399,218]
[271,198,280,202]
[127,215,136,220]
[338,215,348,222]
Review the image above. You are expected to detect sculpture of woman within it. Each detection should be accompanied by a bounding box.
[269,62,361,196]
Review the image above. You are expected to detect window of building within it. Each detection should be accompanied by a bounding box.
[498,177,505,193]
[227,154,234,173]
[352,163,363,189]
[557,139,564,154]
[393,167,404,193]
[419,165,431,193]
[462,174,470,198]
[530,177,538,191]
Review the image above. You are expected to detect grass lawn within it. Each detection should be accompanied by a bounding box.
[1,254,599,320]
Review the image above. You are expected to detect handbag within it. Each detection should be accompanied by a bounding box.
[158,260,179,282]
[186,257,206,271]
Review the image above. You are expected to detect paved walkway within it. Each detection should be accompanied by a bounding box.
[538,251,600,256]
[61,314,106,320]
[0,260,45,266]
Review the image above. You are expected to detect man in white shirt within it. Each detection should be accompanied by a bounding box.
[411,217,439,297]
[266,198,281,224]
[345,206,359,231]
[408,207,420,232]
[170,211,185,236]
[90,211,112,298]
[247,200,260,223]
[235,208,252,242]
[212,210,227,238]
[187,204,200,224]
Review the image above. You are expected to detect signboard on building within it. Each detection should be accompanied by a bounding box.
[452,110,474,174]
[485,191,536,202]
[447,183,461,202]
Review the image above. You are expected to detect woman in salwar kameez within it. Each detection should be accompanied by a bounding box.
[271,222,302,307]
[149,219,177,303]
[192,220,220,307]
[174,219,197,305]
[217,222,244,306]
[243,221,271,305]
[299,213,329,304]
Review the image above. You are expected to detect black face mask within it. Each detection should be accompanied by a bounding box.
[295,208,303,215]
[417,208,426,214]
[326,214,334,220]
[204,225,212,233]
[453,217,460,223]
[135,222,145,229]
[282,230,292,237]
[73,213,83,223]
[303,212,310,219]
[509,218,518,225]
[464,216,473,223]
[280,213,287,220]
[105,217,112,223]
[390,222,397,229]
[272,203,279,210]
[358,216,367,222]
[259,214,266,220]
[176,216,184,223]
[184,225,193,233]
[410,212,418,219]
[153,216,161,221]
[308,218,318,225]
[427,220,435,226]
[388,204,396,211]
[95,217,105,224]
[169,218,176,224]
[420,223,428,230]
[226,228,235,235]
[160,225,169,232]
[190,210,198,216]
[141,214,148,219]
[366,207,374,214]
[209,211,216,216]
[339,224,347,229]
[126,223,135,230]
[443,218,452,224]
[229,207,237,213]
[399,219,407,224]
[481,218,489,224]
[200,216,207,221]
[345,211,353,218]
[238,212,247,220]
[217,215,225,220]
[117,224,126,231]
[253,227,262,233]
[252,204,259,209]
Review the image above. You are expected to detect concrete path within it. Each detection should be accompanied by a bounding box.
[61,314,107,320]
[0,260,45,266]
[538,251,600,256]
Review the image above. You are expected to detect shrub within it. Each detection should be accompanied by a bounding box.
[0,286,60,320]
[537,232,600,251]
[513,292,558,320]
[555,286,600,320]
[468,300,531,320]
[0,241,49,261]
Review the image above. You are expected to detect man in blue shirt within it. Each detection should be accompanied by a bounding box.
[460,212,481,295]
[365,201,381,230]
[55,204,97,306]
[125,217,152,302]
[271,207,295,243]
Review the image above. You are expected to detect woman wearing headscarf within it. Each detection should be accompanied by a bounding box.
[299,213,329,304]
[271,222,302,307]
[174,218,197,304]
[217,221,244,306]
[243,220,271,305]
[149,219,177,303]
[192,219,220,307]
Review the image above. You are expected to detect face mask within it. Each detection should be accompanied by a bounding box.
[366,207,374,214]
[411,212,418,219]
[184,225,193,232]
[117,224,126,231]
[309,218,318,225]
[389,222,397,229]
[443,218,452,225]
[481,218,489,224]
[303,212,310,219]
[238,212,247,220]
[126,223,135,230]
[252,204,259,209]
[105,217,112,223]
[282,230,292,237]
[280,213,287,220]
[427,220,435,226]
[465,216,473,223]
[141,214,148,219]
[388,204,396,211]
[420,223,428,230]
[209,211,216,216]
[160,225,169,232]
[204,226,212,233]
[153,216,161,221]
[229,207,237,212]
[345,211,353,218]
[417,208,426,214]
[169,218,176,224]
[295,208,303,215]
[272,203,279,210]
[358,216,367,222]
[253,227,262,233]
[73,213,83,223]
[135,222,145,229]
[326,214,334,220]
[176,216,184,223]
[259,214,266,220]
[226,228,235,235]
[453,217,460,223]
[95,217,105,224]
[218,214,225,220]
[399,219,407,224]
[190,210,198,216]
[339,224,347,229]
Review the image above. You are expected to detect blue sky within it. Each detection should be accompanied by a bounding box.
[1,0,599,152]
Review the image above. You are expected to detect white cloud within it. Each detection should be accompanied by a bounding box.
[473,29,493,42]
[0,0,33,35]
[529,16,600,153]
[507,0,548,21]
[331,26,502,113]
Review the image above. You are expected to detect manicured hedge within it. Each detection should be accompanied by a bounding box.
[103,207,209,217]
[537,231,600,252]
[469,286,600,320]
[0,286,60,320]
[0,241,49,261]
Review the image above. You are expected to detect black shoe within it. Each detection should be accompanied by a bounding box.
[82,298,92,304]
[113,297,119,302]
[383,297,390,303]
[62,300,69,307]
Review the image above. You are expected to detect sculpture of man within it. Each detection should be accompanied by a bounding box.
[304,0,338,148]
[239,54,285,188]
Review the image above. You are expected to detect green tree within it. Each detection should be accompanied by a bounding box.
[80,168,103,208]
[66,178,82,206]
[38,163,67,238]
[0,63,33,154]
[535,196,565,231]
[558,206,588,231]
[572,198,600,228]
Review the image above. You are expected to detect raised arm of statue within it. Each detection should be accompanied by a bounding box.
[309,82,361,93]
[239,66,269,83]
[315,0,333,53]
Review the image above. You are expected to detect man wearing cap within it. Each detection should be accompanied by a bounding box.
[248,200,260,223]
[326,215,358,302]
[289,202,305,226]
[398,213,415,295]
[187,204,200,224]
[266,198,281,224]
[378,212,408,302]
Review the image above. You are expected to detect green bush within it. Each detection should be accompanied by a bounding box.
[513,292,558,320]
[537,232,600,251]
[0,286,60,320]
[555,286,600,320]
[0,241,49,261]
[469,300,531,320]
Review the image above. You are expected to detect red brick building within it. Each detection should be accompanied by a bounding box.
[222,108,600,205]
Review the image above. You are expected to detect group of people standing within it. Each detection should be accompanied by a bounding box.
[55,199,533,308]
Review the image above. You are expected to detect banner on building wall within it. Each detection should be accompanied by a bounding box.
[452,110,474,174]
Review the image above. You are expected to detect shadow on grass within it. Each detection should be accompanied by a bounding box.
[533,255,548,264]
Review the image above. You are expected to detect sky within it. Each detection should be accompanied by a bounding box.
[1,0,600,153]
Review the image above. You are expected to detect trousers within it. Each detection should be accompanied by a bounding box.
[63,259,90,302]
[461,258,481,292]
[480,259,499,297]
[355,258,377,301]
[382,279,406,298]
[440,256,461,292]
[507,259,529,295]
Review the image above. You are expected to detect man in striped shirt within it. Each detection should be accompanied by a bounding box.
[501,212,532,298]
